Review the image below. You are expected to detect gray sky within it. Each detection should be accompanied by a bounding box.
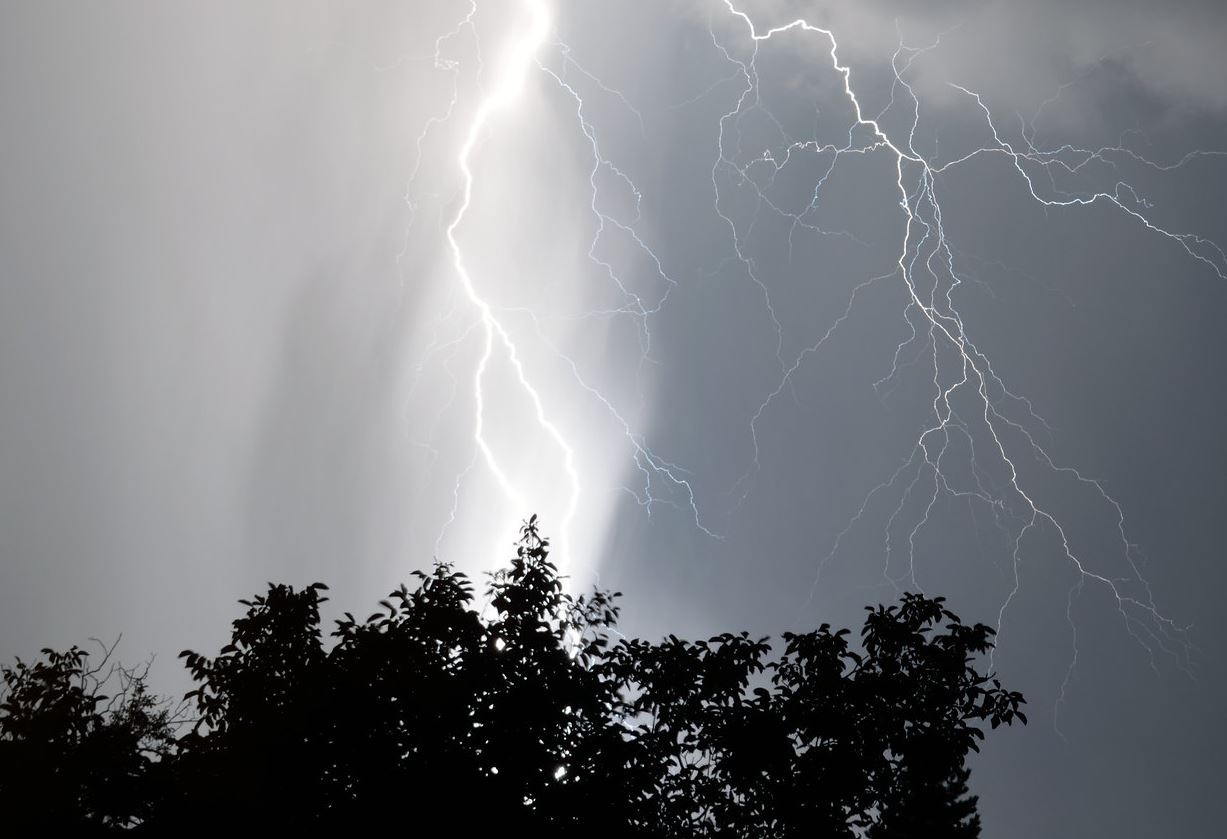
[2,2,1224,836]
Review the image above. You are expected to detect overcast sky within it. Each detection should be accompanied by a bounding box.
[2,2,1225,836]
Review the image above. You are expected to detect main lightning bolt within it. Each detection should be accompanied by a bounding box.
[409,0,720,567]
[441,0,580,559]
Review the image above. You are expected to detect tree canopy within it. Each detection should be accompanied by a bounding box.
[0,517,1025,835]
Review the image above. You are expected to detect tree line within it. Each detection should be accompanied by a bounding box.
[0,517,1025,835]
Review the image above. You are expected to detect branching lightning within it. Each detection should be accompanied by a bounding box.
[714,2,1207,724]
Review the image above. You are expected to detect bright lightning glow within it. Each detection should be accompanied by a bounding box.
[441,0,581,562]
[412,0,719,573]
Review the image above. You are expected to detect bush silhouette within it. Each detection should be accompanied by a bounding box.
[1,516,1025,835]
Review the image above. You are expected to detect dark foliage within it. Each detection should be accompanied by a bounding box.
[0,517,1025,834]
[0,643,177,833]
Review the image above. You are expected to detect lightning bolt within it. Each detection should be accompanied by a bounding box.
[440,0,584,563]
[403,0,1215,729]
[405,0,724,570]
[714,2,1205,726]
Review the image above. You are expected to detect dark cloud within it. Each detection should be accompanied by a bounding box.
[755,0,1227,118]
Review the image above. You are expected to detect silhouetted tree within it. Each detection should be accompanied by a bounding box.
[0,643,176,832]
[1,517,1025,835]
